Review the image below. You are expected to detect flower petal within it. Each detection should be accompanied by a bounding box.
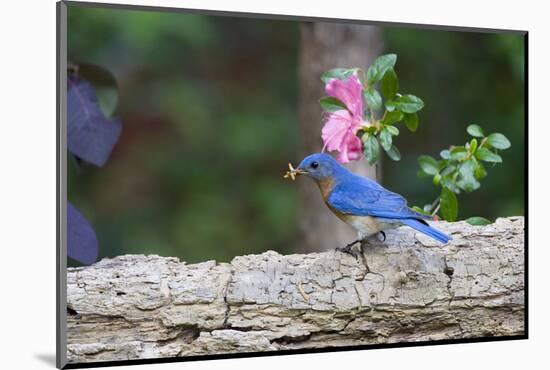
[321,109,363,164]
[336,131,363,163]
[325,74,363,118]
[321,110,352,152]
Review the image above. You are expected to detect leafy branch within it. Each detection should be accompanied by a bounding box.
[319,54,424,165]
[413,124,511,224]
[317,55,512,225]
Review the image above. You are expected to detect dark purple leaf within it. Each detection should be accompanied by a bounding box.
[76,63,119,117]
[67,76,122,167]
[67,202,98,265]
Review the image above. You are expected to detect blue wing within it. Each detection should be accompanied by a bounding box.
[326,174,450,243]
[326,174,451,244]
[327,175,428,220]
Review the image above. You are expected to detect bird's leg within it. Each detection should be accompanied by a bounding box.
[358,240,385,288]
[336,239,362,258]
[358,240,372,272]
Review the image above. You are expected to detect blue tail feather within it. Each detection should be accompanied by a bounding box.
[400,218,451,244]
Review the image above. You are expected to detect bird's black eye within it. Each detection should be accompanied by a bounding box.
[311,161,319,169]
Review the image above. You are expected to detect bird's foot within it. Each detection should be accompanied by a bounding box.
[337,240,382,281]
[337,245,360,259]
[336,239,362,259]
[357,241,384,285]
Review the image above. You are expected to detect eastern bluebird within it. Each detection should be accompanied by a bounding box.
[293,153,450,254]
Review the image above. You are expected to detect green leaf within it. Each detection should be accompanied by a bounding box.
[465,216,492,226]
[475,147,503,163]
[379,128,393,151]
[385,100,396,112]
[457,159,480,192]
[440,149,451,160]
[450,147,468,161]
[385,145,401,161]
[466,124,484,138]
[433,173,442,186]
[363,134,380,165]
[440,187,458,221]
[366,54,397,85]
[474,163,487,179]
[393,95,424,113]
[381,67,399,99]
[412,206,430,216]
[441,165,456,177]
[385,125,399,136]
[486,133,511,150]
[404,112,419,132]
[363,88,382,110]
[437,159,448,171]
[417,155,439,175]
[381,110,403,125]
[320,68,355,83]
[360,126,377,135]
[469,138,478,154]
[441,175,460,194]
[411,206,431,216]
[319,96,347,112]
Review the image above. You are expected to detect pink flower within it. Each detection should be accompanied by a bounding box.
[321,74,364,163]
[321,111,363,163]
[325,74,364,117]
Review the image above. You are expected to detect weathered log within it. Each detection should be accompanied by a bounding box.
[66,217,525,364]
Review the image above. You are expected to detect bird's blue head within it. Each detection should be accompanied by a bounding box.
[296,153,346,182]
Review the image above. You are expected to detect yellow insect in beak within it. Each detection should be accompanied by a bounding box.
[283,162,307,181]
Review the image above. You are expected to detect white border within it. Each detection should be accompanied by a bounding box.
[2,0,547,369]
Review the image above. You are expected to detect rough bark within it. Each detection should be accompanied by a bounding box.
[298,23,383,252]
[67,217,524,364]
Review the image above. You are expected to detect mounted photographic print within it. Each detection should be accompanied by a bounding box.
[57,1,527,368]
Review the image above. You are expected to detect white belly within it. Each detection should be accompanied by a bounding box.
[340,214,399,240]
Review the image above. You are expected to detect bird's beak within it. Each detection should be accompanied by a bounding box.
[284,163,308,181]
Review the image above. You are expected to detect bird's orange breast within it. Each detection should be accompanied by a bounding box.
[317,177,335,200]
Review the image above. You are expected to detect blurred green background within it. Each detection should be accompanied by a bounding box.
[67,5,525,265]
